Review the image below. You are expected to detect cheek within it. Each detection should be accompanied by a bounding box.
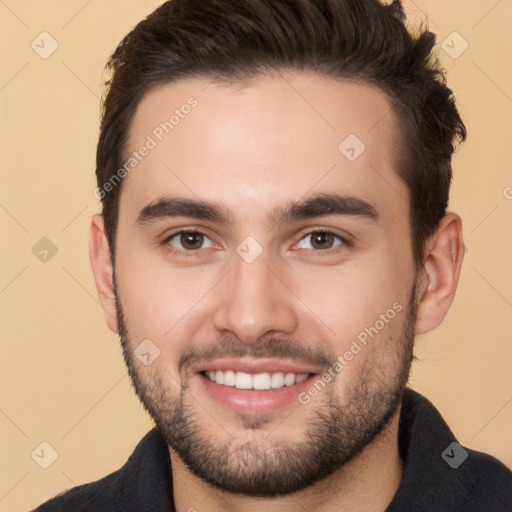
[288,265,412,408]
[115,248,221,344]
[300,264,406,344]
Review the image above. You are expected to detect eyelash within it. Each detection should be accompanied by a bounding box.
[162,229,214,258]
[162,229,352,257]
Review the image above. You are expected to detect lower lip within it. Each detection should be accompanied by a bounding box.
[198,372,316,415]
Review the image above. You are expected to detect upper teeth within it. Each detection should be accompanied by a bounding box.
[206,370,309,390]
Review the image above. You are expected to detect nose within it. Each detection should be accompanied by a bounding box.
[213,251,298,345]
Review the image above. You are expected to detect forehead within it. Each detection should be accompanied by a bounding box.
[120,73,407,225]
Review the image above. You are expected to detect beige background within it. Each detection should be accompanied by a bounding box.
[1,1,511,510]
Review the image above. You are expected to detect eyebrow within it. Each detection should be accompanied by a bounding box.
[269,192,378,226]
[136,192,379,227]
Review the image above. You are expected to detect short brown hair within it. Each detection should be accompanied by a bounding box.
[96,0,466,265]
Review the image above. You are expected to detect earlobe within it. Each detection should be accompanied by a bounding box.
[89,214,119,333]
[415,213,465,335]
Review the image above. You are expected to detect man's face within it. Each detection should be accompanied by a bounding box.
[113,74,418,495]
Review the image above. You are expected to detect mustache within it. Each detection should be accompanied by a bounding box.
[178,337,336,374]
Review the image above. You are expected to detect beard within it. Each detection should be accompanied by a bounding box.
[115,276,417,497]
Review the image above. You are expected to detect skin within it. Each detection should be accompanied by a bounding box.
[90,73,464,511]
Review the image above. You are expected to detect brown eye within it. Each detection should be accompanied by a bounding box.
[180,232,204,250]
[296,231,344,251]
[167,231,213,251]
[310,232,335,249]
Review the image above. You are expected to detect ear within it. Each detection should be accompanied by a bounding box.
[415,212,465,335]
[89,214,118,333]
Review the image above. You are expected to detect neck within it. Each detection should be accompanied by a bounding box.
[170,408,403,512]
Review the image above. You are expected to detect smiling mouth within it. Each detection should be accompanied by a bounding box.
[202,370,310,390]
